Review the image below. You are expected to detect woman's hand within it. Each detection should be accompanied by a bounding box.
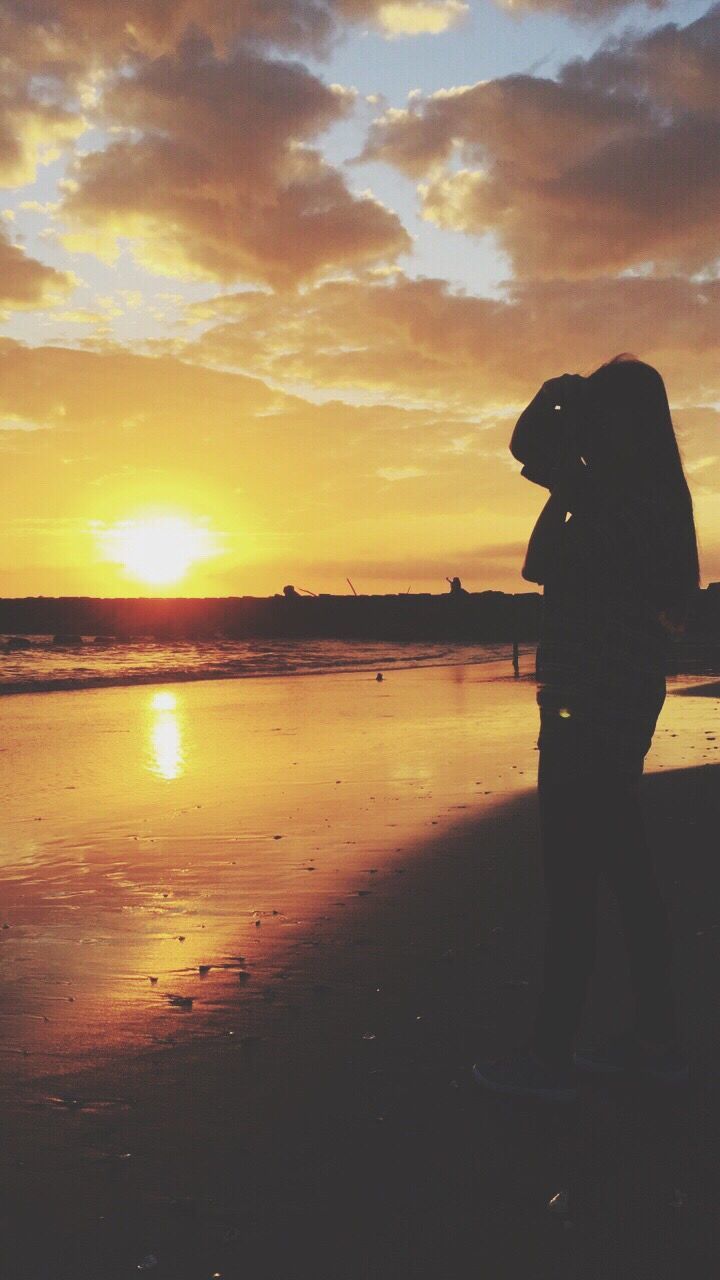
[542,374,591,506]
[510,372,590,491]
[540,373,587,412]
[520,375,588,581]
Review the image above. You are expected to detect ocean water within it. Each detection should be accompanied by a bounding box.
[0,635,527,695]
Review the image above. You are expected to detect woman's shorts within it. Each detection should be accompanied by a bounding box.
[537,679,666,786]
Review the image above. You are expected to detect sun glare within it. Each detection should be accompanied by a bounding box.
[99,516,216,586]
[147,689,184,780]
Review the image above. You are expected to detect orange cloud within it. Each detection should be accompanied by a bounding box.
[377,1,468,36]
[189,271,720,409]
[363,7,720,277]
[0,85,84,187]
[59,38,409,285]
[182,268,720,584]
[0,337,541,595]
[2,1,718,597]
[0,331,717,596]
[0,337,278,435]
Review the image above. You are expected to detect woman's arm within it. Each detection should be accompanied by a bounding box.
[510,381,560,488]
[521,407,592,583]
[522,490,568,584]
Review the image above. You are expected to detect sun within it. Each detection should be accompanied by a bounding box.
[99,516,216,586]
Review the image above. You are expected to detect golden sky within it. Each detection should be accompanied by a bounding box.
[1,0,718,596]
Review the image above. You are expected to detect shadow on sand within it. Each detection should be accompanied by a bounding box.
[0,764,717,1279]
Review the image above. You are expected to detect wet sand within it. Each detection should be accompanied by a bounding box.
[0,666,717,1278]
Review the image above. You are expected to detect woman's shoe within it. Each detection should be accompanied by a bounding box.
[472,1049,578,1102]
[573,1032,689,1085]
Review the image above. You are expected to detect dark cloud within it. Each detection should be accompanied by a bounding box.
[57,37,409,285]
[493,0,666,15]
[0,0,473,72]
[0,0,336,67]
[362,74,647,178]
[559,3,720,112]
[363,5,720,276]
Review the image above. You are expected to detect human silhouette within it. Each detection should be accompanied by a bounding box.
[446,576,466,596]
[473,355,700,1100]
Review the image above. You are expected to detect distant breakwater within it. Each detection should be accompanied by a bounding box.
[1,591,540,643]
[1,585,718,648]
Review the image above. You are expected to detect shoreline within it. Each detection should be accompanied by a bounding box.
[1,651,717,700]
[0,644,529,698]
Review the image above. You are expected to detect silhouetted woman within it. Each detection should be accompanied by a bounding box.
[473,355,700,1100]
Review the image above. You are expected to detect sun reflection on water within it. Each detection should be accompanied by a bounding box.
[148,690,184,780]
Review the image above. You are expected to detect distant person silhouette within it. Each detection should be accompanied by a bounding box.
[446,576,467,596]
[473,355,700,1100]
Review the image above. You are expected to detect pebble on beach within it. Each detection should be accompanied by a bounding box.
[166,995,193,1010]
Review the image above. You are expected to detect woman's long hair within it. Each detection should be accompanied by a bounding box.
[584,353,700,627]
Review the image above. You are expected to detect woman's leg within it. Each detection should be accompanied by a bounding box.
[530,722,602,1067]
[600,776,678,1047]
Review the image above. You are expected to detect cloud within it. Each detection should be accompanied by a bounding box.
[559,4,720,114]
[493,0,666,14]
[416,114,720,278]
[1,0,480,74]
[1,333,717,595]
[267,540,533,590]
[0,0,482,220]
[188,270,720,409]
[0,1,332,68]
[2,1,719,596]
[58,37,409,286]
[0,86,85,187]
[0,337,280,437]
[362,6,720,276]
[181,266,720,582]
[0,226,73,309]
[377,465,428,478]
[0,0,660,78]
[0,336,544,595]
[363,72,648,177]
[377,1,468,36]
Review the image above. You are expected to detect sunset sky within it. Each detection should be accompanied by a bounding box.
[1,0,718,597]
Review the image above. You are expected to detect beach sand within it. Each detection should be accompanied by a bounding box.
[0,664,717,1278]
